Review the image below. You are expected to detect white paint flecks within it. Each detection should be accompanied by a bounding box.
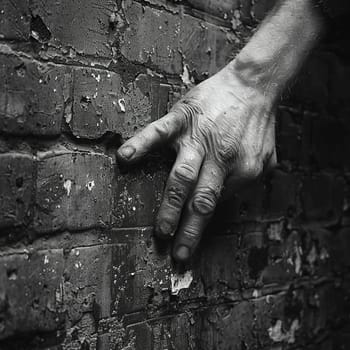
[267,221,283,241]
[252,289,259,298]
[118,98,126,112]
[86,180,95,191]
[91,72,101,83]
[307,244,317,270]
[320,247,329,261]
[268,319,300,344]
[290,243,303,275]
[180,64,194,87]
[170,270,193,295]
[44,255,49,265]
[64,105,72,124]
[63,179,72,196]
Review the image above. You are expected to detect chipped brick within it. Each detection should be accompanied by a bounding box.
[0,53,71,136]
[0,153,34,228]
[0,0,30,41]
[35,152,113,233]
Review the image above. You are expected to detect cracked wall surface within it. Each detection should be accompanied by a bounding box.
[1,0,350,349]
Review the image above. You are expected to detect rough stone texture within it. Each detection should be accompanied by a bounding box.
[113,159,169,227]
[0,153,34,229]
[0,249,65,340]
[0,52,71,136]
[0,0,350,349]
[30,0,115,57]
[35,152,114,233]
[0,0,30,41]
[121,1,235,77]
[71,69,170,139]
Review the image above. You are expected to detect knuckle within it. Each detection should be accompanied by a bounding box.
[215,136,240,163]
[192,188,218,215]
[153,121,170,139]
[240,158,262,179]
[174,98,203,121]
[174,163,198,184]
[182,226,200,241]
[167,185,187,208]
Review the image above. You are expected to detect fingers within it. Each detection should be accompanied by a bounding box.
[172,161,225,262]
[117,111,184,163]
[155,146,204,239]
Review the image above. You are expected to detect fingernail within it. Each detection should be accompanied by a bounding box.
[174,245,190,261]
[157,220,174,238]
[119,146,135,159]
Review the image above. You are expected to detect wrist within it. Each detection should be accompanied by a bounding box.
[227,0,325,97]
[229,52,281,97]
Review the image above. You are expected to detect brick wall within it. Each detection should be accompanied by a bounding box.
[1,0,350,349]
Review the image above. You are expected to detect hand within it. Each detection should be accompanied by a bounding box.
[117,61,277,262]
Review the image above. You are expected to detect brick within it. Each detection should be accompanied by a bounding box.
[128,313,194,350]
[194,234,241,297]
[0,0,30,41]
[329,227,350,271]
[113,161,168,227]
[265,170,300,220]
[300,173,345,226]
[63,244,114,321]
[121,2,182,75]
[304,228,333,277]
[108,229,171,317]
[121,1,233,77]
[0,53,71,136]
[198,301,256,349]
[276,108,305,166]
[310,116,350,169]
[30,0,115,56]
[287,53,330,112]
[214,178,266,225]
[97,313,194,350]
[0,249,65,340]
[35,152,113,233]
[0,153,34,229]
[108,230,239,316]
[255,284,350,348]
[238,226,334,287]
[180,14,234,79]
[96,282,350,350]
[251,0,277,21]
[329,56,350,119]
[187,0,240,18]
[70,69,170,139]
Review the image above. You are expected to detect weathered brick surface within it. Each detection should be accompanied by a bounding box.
[0,249,65,340]
[121,1,234,77]
[0,0,30,41]
[0,53,71,136]
[35,152,114,233]
[300,173,344,226]
[30,0,115,56]
[0,153,34,228]
[113,160,169,227]
[70,69,170,139]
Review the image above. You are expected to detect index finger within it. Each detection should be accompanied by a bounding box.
[117,111,184,163]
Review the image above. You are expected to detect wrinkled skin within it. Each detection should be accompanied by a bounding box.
[117,62,277,262]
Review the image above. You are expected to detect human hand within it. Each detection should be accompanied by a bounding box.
[117,62,277,262]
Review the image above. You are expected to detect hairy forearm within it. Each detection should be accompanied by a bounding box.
[231,0,326,95]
